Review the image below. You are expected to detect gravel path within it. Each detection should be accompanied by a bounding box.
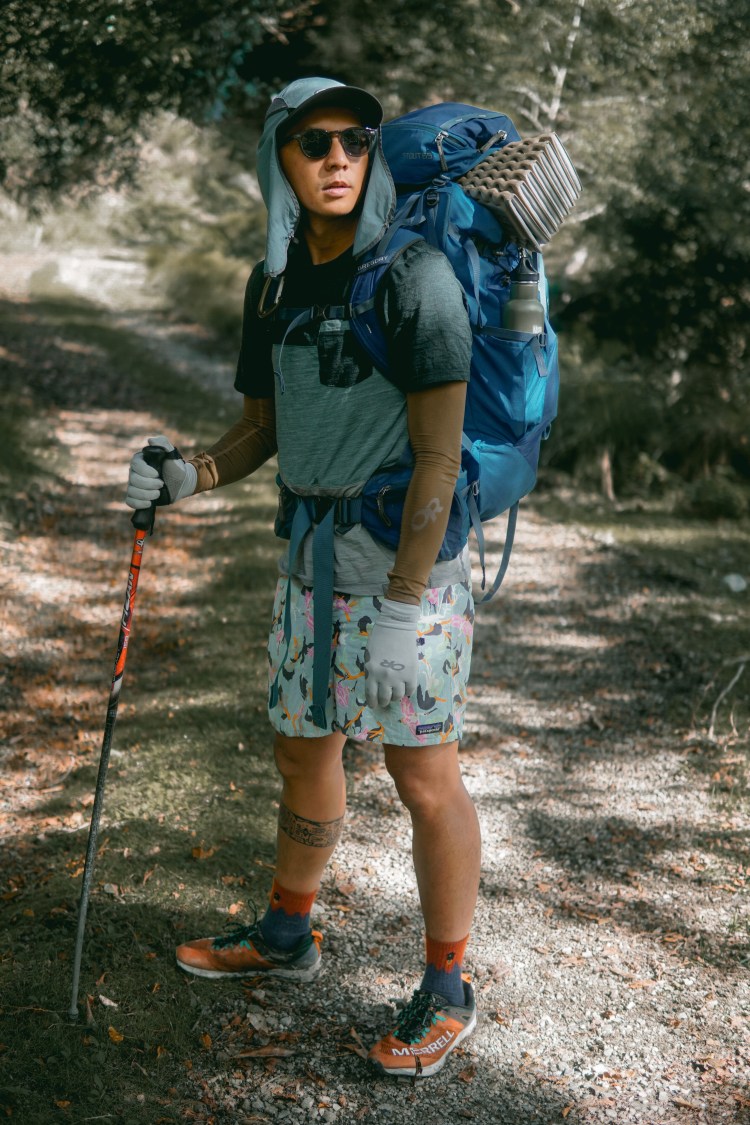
[179,511,749,1125]
[3,253,749,1124]
[132,316,749,1125]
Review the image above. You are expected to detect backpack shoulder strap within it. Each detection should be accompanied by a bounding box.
[348,226,425,375]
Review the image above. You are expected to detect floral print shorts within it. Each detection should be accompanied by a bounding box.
[267,577,474,746]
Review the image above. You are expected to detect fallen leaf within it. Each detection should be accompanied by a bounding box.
[673,1098,702,1110]
[628,979,658,989]
[55,1101,71,1109]
[156,1046,168,1058]
[191,846,216,860]
[344,1028,368,1060]
[108,1026,124,1043]
[458,1062,477,1082]
[142,868,155,885]
[562,1108,573,1119]
[98,994,118,1009]
[200,1033,212,1049]
[227,902,243,916]
[84,996,96,1026]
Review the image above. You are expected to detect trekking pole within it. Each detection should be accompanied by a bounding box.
[68,449,167,1022]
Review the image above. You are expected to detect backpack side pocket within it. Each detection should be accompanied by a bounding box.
[465,326,552,444]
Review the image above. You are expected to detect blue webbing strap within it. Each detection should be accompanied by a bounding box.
[531,334,548,377]
[466,482,486,590]
[464,239,484,328]
[479,502,519,603]
[268,501,313,711]
[270,493,364,729]
[310,504,337,729]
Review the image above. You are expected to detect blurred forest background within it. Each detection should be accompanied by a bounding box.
[1,0,748,514]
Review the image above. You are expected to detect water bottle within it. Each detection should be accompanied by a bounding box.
[502,253,545,334]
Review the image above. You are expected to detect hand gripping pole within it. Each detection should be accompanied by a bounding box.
[68,448,167,1020]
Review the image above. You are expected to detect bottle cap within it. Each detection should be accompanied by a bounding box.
[512,253,539,284]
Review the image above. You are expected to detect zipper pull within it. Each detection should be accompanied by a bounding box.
[435,131,449,172]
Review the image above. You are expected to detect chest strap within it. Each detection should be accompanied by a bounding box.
[273,304,351,394]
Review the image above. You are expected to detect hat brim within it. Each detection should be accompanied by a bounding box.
[279,85,383,138]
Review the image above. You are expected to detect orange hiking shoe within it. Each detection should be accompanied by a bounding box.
[368,982,476,1078]
[175,922,322,981]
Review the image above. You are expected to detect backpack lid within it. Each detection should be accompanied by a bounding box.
[382,102,521,187]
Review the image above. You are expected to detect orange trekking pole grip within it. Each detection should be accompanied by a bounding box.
[68,447,167,1021]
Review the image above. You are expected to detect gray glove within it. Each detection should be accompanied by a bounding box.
[364,598,421,708]
[125,435,197,510]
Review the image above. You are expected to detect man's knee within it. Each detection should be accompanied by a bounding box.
[383,742,462,817]
[273,731,345,783]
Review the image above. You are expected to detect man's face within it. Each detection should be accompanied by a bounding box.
[279,107,371,222]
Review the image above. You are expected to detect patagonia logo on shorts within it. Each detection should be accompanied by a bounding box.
[416,722,443,735]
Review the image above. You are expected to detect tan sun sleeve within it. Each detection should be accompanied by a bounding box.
[385,381,467,605]
[188,396,277,493]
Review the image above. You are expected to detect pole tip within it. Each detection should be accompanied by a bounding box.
[67,1006,79,1023]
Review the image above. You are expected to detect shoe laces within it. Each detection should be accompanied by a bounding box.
[393,989,446,1045]
[212,920,261,950]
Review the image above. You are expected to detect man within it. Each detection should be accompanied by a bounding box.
[126,77,480,1079]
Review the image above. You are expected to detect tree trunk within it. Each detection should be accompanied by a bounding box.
[599,445,616,504]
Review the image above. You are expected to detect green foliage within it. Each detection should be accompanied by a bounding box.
[0,0,304,197]
[682,476,750,521]
[149,248,247,340]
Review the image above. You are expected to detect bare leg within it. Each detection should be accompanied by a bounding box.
[383,740,480,939]
[272,730,347,893]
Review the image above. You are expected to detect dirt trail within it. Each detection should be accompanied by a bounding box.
[1,264,749,1124]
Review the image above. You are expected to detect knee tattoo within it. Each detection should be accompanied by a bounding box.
[279,801,344,848]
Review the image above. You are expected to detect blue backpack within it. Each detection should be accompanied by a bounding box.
[271,103,560,727]
[351,102,560,599]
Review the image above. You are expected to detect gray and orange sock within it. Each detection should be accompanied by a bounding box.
[420,934,469,1006]
[258,879,317,952]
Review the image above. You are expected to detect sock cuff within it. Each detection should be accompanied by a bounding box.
[269,879,317,918]
[425,933,469,974]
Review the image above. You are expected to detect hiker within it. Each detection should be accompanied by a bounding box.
[125,77,479,1078]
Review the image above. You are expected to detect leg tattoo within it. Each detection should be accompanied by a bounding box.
[279,802,344,848]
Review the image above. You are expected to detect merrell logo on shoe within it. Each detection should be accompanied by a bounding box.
[391,1028,455,1056]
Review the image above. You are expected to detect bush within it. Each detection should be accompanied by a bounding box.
[147,247,248,341]
[682,475,749,521]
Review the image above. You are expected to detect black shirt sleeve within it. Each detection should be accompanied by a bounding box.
[234,262,276,398]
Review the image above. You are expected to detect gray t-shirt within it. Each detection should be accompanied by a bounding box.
[234,239,472,594]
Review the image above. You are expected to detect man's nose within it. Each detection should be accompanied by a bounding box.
[325,137,349,167]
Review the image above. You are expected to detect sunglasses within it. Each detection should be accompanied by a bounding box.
[284,126,377,160]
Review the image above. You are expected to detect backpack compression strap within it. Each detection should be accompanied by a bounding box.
[269,492,364,729]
